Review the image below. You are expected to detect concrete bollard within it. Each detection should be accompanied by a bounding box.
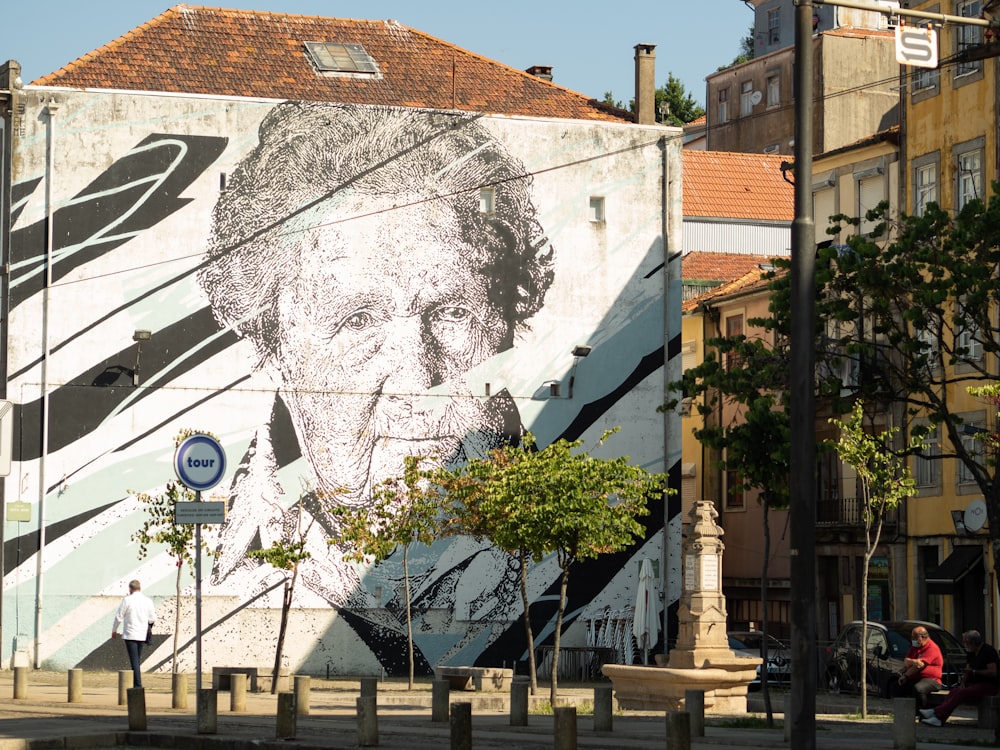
[294,675,310,716]
[357,695,378,747]
[230,672,247,713]
[118,670,130,706]
[510,678,529,726]
[276,691,297,739]
[432,678,450,722]
[172,672,188,709]
[197,689,217,734]
[67,668,83,703]
[554,705,578,750]
[12,666,27,700]
[891,697,916,750]
[127,687,147,731]
[361,676,378,699]
[593,685,613,732]
[684,689,705,737]
[450,701,472,750]
[667,711,691,750]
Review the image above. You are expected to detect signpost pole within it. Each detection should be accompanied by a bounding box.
[195,488,202,700]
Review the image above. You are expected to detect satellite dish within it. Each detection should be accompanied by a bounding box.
[964,498,988,532]
[750,90,763,106]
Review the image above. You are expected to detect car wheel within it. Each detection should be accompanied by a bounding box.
[826,671,841,694]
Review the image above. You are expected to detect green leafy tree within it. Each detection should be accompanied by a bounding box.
[665,331,790,725]
[788,189,1000,627]
[333,455,443,690]
[828,402,918,718]
[247,501,312,694]
[604,72,705,125]
[718,25,756,70]
[445,429,662,706]
[131,430,218,673]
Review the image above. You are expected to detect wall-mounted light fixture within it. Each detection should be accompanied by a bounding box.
[568,345,591,398]
[132,329,152,386]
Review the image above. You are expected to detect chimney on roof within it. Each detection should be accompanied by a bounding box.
[526,65,553,81]
[634,44,656,125]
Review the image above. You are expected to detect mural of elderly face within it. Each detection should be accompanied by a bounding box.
[200,102,554,510]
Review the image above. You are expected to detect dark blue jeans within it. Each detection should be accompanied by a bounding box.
[124,639,144,688]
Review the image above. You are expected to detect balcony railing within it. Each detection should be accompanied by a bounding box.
[816,496,900,526]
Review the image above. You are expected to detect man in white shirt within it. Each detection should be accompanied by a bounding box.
[111,579,156,688]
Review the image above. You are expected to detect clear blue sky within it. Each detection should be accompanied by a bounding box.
[3,1,753,108]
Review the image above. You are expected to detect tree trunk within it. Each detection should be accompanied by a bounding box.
[404,544,414,690]
[760,498,773,725]
[549,564,570,706]
[271,575,293,695]
[172,560,182,673]
[518,549,538,694]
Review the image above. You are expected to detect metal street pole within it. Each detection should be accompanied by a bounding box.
[790,1,817,748]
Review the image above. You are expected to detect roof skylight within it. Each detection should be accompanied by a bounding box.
[304,42,380,75]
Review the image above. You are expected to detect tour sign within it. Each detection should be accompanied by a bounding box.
[174,433,227,492]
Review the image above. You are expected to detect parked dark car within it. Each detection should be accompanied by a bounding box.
[729,631,791,689]
[823,620,966,697]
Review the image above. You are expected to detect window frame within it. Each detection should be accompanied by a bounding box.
[768,7,781,46]
[954,136,984,211]
[718,86,730,124]
[766,71,781,108]
[912,151,939,217]
[954,0,984,81]
[740,80,754,117]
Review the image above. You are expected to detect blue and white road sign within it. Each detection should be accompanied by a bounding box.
[174,433,227,492]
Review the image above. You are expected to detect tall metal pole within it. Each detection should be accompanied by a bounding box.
[195,488,203,726]
[790,1,817,748]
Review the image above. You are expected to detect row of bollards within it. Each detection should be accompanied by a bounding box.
[12,666,713,749]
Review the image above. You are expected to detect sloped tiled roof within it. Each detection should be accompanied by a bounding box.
[683,150,794,221]
[682,251,778,282]
[31,4,631,123]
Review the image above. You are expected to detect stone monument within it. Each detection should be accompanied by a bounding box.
[602,499,759,712]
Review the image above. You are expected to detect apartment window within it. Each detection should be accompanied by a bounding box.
[955,0,984,77]
[914,426,941,490]
[768,8,781,45]
[766,73,781,107]
[912,65,939,94]
[725,314,744,370]
[916,321,941,374]
[958,432,982,485]
[718,87,729,124]
[954,137,984,210]
[740,80,754,117]
[913,154,938,216]
[726,468,745,509]
[957,320,983,362]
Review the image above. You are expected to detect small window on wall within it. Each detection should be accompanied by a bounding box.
[955,0,984,77]
[914,156,938,216]
[768,7,781,45]
[740,80,754,117]
[589,196,605,223]
[479,187,495,215]
[718,87,729,124]
[726,468,745,509]
[766,73,781,107]
[914,425,941,491]
[955,139,984,210]
[725,314,744,370]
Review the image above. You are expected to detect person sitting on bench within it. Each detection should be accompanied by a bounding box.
[921,630,999,727]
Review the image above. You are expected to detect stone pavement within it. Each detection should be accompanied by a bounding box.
[0,670,993,749]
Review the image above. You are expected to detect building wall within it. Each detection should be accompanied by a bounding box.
[3,88,682,673]
[706,32,897,157]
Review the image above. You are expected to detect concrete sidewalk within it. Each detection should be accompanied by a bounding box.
[0,670,992,749]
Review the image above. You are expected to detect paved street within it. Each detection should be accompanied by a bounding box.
[0,670,993,749]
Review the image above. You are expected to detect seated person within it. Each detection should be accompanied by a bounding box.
[921,629,999,727]
[897,625,943,712]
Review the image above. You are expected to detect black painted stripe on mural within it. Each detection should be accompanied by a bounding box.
[3,500,116,577]
[338,608,433,676]
[10,178,42,225]
[14,308,239,462]
[8,134,228,309]
[474,481,667,667]
[558,346,664,443]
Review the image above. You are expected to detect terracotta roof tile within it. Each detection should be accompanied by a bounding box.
[31,4,631,123]
[682,251,779,282]
[683,150,793,222]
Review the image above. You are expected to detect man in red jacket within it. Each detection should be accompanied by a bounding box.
[897,625,944,713]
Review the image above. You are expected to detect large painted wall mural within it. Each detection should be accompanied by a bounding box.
[3,90,681,675]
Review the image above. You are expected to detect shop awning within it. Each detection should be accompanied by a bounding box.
[926,545,983,595]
